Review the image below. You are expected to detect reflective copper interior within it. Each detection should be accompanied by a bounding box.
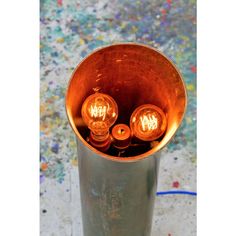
[66,43,187,162]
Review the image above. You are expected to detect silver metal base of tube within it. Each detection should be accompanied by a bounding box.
[77,138,160,236]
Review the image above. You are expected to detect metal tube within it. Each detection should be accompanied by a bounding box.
[77,138,160,236]
[65,43,187,236]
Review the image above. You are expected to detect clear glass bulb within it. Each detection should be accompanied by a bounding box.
[81,93,118,136]
[130,104,167,141]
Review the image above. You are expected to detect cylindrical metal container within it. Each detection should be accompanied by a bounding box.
[77,139,160,236]
[66,43,187,236]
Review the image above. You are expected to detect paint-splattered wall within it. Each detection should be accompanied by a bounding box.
[40,0,196,235]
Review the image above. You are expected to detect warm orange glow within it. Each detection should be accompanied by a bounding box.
[81,93,118,135]
[140,114,158,132]
[90,103,108,121]
[111,124,131,149]
[130,104,167,141]
[66,44,187,160]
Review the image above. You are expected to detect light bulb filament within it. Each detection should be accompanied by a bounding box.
[81,93,118,150]
[140,114,158,131]
[130,104,166,141]
[90,104,108,121]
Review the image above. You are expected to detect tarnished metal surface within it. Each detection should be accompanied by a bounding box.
[77,138,160,236]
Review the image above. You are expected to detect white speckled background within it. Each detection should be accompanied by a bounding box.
[40,0,196,235]
[41,149,196,236]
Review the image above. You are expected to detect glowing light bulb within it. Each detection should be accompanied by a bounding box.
[81,93,118,136]
[130,104,167,141]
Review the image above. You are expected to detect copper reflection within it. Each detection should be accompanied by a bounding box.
[65,43,187,161]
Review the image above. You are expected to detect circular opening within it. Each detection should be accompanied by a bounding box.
[65,43,187,162]
[119,128,125,135]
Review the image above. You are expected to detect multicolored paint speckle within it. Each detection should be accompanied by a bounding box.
[40,0,196,235]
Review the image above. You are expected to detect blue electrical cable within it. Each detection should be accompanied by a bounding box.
[156,190,197,196]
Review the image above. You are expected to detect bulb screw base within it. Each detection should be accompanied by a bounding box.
[89,131,111,152]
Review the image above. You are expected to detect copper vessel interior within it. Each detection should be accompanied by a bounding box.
[66,43,187,162]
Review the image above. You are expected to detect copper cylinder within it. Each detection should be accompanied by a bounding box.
[65,43,187,236]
